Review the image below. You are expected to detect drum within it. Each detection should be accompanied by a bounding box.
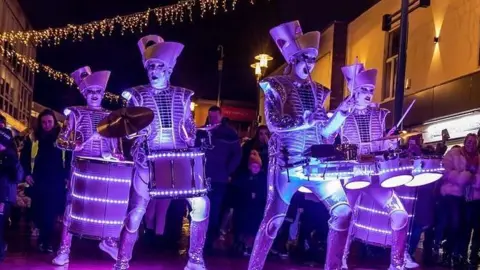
[351,185,415,247]
[377,158,413,188]
[69,156,133,240]
[291,159,356,182]
[405,156,444,187]
[148,149,208,199]
[343,162,376,190]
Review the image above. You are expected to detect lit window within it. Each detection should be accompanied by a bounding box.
[382,28,400,101]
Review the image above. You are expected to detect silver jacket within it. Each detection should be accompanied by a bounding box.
[261,75,346,163]
[122,85,196,152]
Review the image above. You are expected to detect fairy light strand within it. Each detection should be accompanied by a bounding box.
[0,45,125,104]
[0,0,260,47]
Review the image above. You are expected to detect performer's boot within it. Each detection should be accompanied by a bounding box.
[52,224,72,266]
[113,229,138,270]
[388,226,408,270]
[325,225,350,270]
[341,217,355,270]
[184,218,209,270]
[99,237,118,260]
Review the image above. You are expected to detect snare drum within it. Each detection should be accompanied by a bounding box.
[69,156,133,240]
[148,149,208,199]
[405,156,443,187]
[344,162,376,190]
[377,158,413,188]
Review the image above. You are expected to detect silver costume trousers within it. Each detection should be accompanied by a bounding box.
[113,166,210,270]
[248,160,352,270]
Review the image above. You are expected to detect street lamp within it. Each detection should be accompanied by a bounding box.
[255,53,273,68]
[250,62,262,80]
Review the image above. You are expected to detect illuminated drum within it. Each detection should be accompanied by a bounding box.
[351,184,415,247]
[344,162,376,190]
[405,156,444,187]
[69,156,133,240]
[377,158,413,188]
[147,149,208,199]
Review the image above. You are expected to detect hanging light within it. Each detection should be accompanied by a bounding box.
[255,54,273,68]
[251,62,262,76]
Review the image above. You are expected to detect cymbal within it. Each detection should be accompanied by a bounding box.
[197,123,220,131]
[97,107,154,138]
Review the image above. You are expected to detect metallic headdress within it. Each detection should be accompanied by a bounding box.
[270,20,320,63]
[341,59,377,92]
[70,66,110,96]
[137,34,184,68]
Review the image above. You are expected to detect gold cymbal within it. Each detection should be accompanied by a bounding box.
[97,107,154,138]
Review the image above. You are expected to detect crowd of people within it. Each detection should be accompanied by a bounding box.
[1,107,480,269]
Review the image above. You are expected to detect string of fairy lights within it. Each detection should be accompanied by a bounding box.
[0,0,262,104]
[0,0,258,47]
[0,44,125,104]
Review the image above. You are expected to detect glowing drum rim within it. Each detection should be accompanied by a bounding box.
[405,157,444,187]
[377,158,413,188]
[69,156,133,240]
[344,162,376,190]
[290,159,356,193]
[147,149,209,199]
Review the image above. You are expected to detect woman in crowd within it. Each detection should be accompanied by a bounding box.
[438,133,479,267]
[22,109,70,253]
[0,127,24,261]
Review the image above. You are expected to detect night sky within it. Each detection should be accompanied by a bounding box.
[18,0,379,112]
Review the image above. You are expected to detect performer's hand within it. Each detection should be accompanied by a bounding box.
[112,153,125,161]
[312,110,328,122]
[303,110,315,126]
[337,95,356,114]
[25,175,34,186]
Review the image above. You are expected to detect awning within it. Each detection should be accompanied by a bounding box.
[0,110,27,133]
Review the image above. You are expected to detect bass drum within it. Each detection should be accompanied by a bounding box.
[69,156,133,240]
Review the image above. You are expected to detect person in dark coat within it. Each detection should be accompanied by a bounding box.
[23,109,70,253]
[232,150,267,255]
[237,125,270,173]
[195,106,242,250]
[0,127,24,261]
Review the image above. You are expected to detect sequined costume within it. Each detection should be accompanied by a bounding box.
[53,66,124,266]
[339,62,409,270]
[113,35,209,270]
[248,21,352,270]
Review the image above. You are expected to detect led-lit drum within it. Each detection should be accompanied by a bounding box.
[351,185,415,247]
[343,162,376,190]
[147,149,208,199]
[405,156,444,187]
[69,156,133,240]
[377,158,413,188]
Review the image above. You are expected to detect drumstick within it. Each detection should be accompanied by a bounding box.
[386,99,416,137]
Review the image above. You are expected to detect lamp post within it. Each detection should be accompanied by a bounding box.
[251,53,273,126]
[217,45,225,107]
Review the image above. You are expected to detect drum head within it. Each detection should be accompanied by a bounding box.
[405,173,442,187]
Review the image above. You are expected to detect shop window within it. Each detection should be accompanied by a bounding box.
[383,27,400,101]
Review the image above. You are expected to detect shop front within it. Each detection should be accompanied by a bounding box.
[0,110,27,135]
[414,110,480,150]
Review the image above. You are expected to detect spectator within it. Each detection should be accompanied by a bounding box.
[22,109,70,253]
[195,106,241,252]
[0,127,24,261]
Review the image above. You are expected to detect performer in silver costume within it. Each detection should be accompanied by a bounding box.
[53,66,124,265]
[339,62,409,270]
[248,21,356,270]
[114,35,209,270]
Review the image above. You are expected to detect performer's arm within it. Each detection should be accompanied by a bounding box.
[56,112,81,151]
[260,78,309,132]
[318,89,350,138]
[182,90,197,147]
[122,89,150,139]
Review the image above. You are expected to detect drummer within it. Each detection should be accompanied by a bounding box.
[338,61,410,270]
[114,35,209,270]
[53,66,124,266]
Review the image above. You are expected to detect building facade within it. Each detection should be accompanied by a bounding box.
[347,0,480,147]
[0,0,35,134]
